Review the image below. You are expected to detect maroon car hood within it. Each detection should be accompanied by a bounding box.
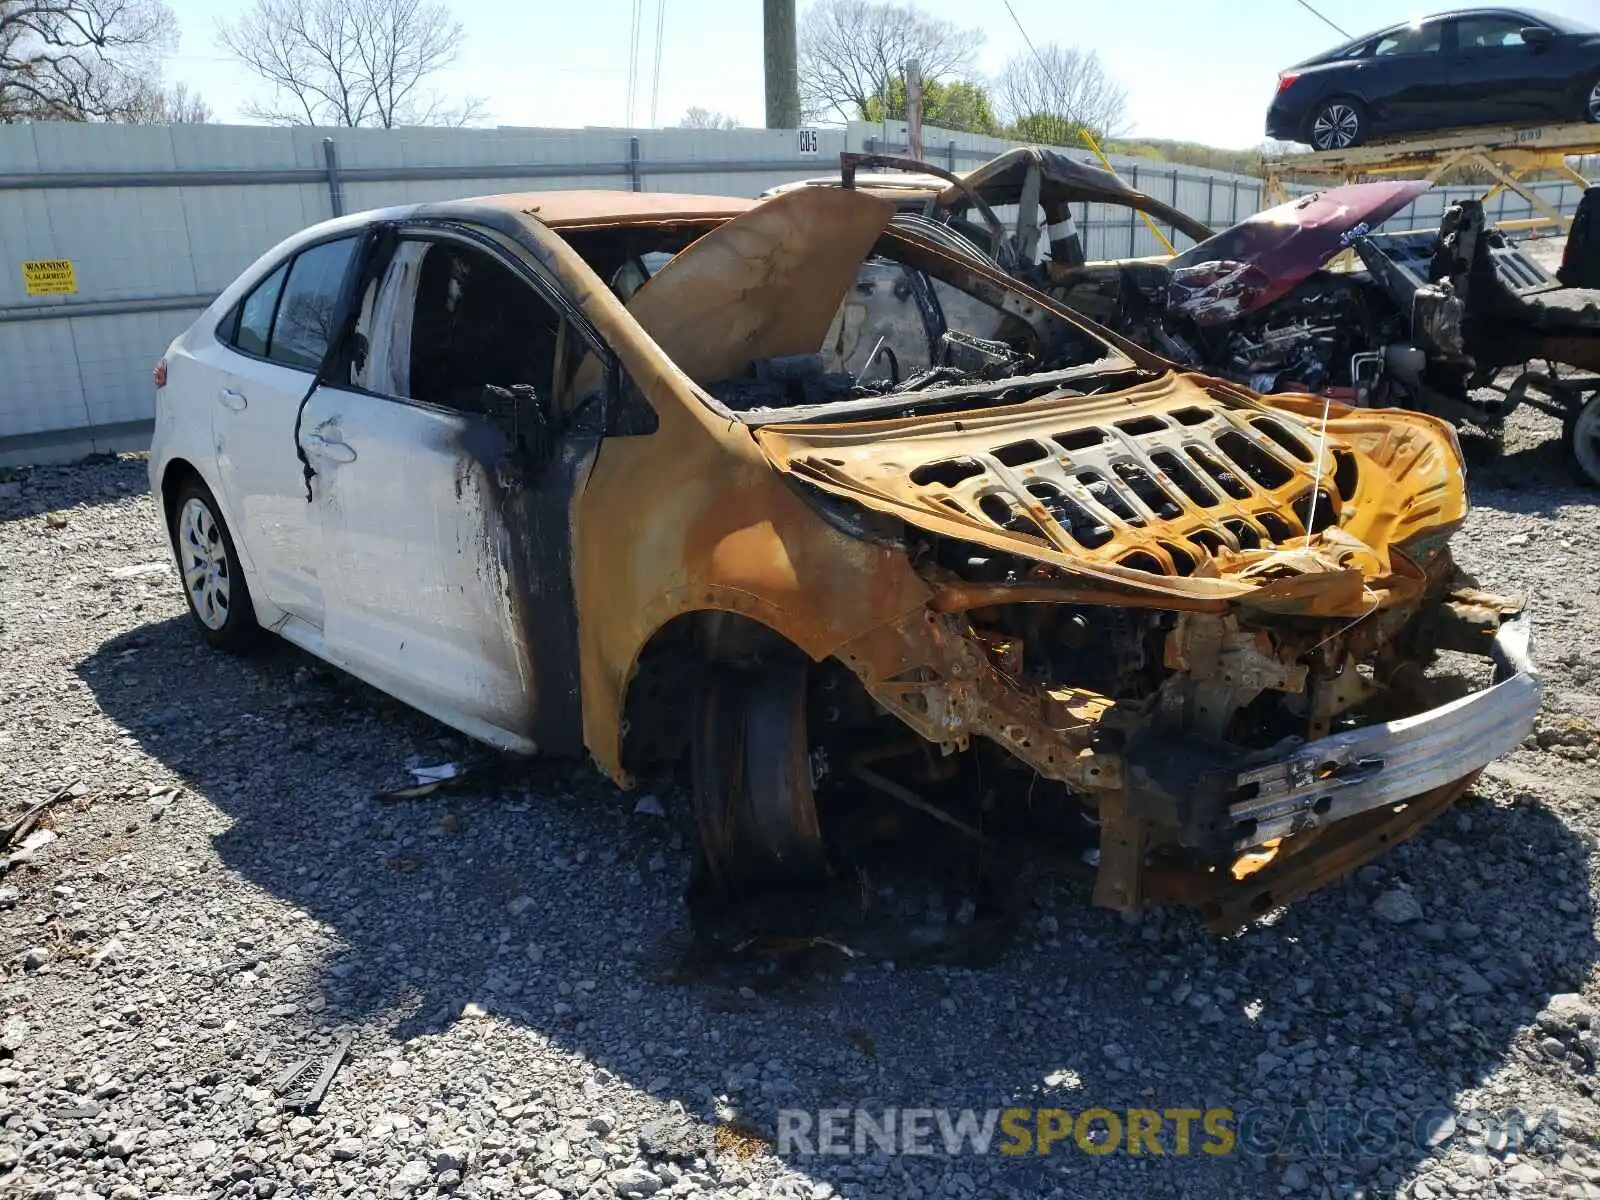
[1165,180,1431,325]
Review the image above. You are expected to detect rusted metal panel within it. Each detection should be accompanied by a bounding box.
[492,185,1530,922]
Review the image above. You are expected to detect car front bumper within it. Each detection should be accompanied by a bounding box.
[1223,613,1540,850]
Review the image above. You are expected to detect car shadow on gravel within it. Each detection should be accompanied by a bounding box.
[80,617,1600,1199]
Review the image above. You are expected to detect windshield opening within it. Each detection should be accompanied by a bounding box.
[702,229,1145,424]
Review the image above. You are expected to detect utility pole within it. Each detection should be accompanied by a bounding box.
[763,0,800,129]
[906,59,924,160]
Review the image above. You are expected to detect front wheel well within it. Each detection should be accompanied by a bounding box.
[618,611,810,775]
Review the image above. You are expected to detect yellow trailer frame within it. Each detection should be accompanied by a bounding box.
[1264,121,1598,232]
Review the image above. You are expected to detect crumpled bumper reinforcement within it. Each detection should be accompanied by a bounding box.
[1223,614,1540,851]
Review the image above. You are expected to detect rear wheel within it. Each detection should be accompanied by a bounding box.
[1309,99,1365,151]
[1564,390,1600,486]
[689,663,830,903]
[170,478,261,651]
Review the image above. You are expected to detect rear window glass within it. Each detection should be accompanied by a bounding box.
[1374,24,1442,55]
[232,262,287,357]
[270,237,359,370]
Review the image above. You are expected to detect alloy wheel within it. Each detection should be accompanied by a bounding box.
[178,496,231,630]
[1588,81,1600,123]
[1311,103,1360,151]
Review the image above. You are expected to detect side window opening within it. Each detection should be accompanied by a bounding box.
[1456,17,1529,48]
[269,237,360,370]
[231,261,288,357]
[407,241,562,414]
[1374,23,1443,55]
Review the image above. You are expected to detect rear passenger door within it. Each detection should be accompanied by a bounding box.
[299,226,609,753]
[212,235,361,629]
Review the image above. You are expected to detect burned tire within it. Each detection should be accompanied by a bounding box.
[170,477,262,652]
[689,663,830,902]
[1564,390,1600,487]
[1309,98,1366,151]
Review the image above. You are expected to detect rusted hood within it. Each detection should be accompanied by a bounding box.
[754,372,1466,617]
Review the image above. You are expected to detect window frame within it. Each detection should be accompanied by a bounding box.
[226,259,290,360]
[1371,21,1446,57]
[1451,13,1541,50]
[215,232,362,372]
[346,221,655,435]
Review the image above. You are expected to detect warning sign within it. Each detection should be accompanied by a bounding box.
[23,259,76,296]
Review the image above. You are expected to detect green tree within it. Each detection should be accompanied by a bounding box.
[1005,112,1094,149]
[862,76,998,136]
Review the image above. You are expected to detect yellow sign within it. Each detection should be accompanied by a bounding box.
[23,259,76,296]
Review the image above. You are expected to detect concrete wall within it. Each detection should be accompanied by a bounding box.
[0,119,1584,465]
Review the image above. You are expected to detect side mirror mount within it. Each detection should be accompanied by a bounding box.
[1521,26,1555,49]
[480,383,548,444]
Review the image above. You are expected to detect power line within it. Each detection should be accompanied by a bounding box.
[1002,0,1047,77]
[1292,0,1349,38]
[650,0,667,128]
[625,0,643,127]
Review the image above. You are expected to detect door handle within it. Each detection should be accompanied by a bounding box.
[300,432,357,463]
[218,388,247,411]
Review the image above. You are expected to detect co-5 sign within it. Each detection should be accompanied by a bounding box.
[797,128,819,155]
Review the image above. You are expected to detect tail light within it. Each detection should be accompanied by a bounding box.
[1276,72,1300,94]
[153,358,167,389]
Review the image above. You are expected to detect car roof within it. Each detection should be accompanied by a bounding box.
[462,189,756,227]
[1299,7,1559,62]
[763,173,949,198]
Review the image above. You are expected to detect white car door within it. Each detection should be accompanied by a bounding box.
[211,235,362,629]
[298,229,581,752]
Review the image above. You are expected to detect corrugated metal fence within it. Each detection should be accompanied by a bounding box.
[0,118,1584,465]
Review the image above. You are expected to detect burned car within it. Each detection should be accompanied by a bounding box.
[779,147,1600,484]
[149,185,1538,931]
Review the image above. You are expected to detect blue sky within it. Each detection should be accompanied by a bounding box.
[161,0,1600,148]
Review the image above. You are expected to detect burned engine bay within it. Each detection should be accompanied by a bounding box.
[1051,255,1415,400]
[752,375,1541,931]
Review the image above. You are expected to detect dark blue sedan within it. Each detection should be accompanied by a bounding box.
[1267,7,1600,150]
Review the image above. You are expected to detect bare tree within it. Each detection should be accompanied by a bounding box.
[122,78,211,123]
[218,0,486,128]
[995,43,1129,143]
[798,0,983,123]
[0,0,175,122]
[678,106,740,130]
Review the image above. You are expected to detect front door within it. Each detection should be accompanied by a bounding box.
[300,229,595,753]
[1446,15,1563,125]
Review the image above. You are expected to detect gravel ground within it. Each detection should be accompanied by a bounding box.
[1,407,1598,1200]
